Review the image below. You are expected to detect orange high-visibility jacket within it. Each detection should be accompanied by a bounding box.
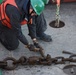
[0,0,28,28]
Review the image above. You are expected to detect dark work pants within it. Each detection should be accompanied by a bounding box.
[36,12,47,34]
[0,23,19,50]
[27,12,47,39]
[0,13,47,50]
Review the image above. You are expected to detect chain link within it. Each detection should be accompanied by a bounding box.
[0,53,76,70]
[3,57,18,70]
[69,54,76,62]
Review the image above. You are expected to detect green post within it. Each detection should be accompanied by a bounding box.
[0,69,2,75]
[0,0,3,4]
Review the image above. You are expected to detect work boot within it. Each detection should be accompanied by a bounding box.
[37,33,52,42]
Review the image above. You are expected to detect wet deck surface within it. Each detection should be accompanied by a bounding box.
[0,2,76,75]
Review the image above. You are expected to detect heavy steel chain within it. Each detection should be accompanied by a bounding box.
[3,57,18,70]
[0,52,76,70]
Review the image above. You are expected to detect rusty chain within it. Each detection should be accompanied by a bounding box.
[0,52,76,70]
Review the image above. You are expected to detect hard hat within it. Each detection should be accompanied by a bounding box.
[0,0,3,4]
[42,0,49,4]
[30,0,45,15]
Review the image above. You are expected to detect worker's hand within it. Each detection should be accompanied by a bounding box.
[32,38,43,50]
[25,44,39,52]
[34,42,43,50]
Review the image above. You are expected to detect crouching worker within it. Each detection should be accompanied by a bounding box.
[0,0,52,50]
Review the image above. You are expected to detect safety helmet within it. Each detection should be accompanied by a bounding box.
[30,0,45,15]
[0,0,3,4]
[42,0,49,4]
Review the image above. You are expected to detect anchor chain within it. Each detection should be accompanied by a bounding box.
[0,53,75,70]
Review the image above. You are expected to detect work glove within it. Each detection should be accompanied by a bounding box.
[25,44,39,52]
[32,39,43,50]
[33,39,45,57]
